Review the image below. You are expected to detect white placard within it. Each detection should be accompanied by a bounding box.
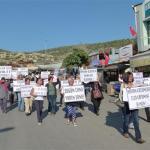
[123,88,128,102]
[21,85,33,98]
[44,79,48,86]
[63,85,86,102]
[13,80,25,92]
[11,70,18,80]
[119,44,133,61]
[34,86,47,96]
[41,71,50,79]
[30,81,36,86]
[18,68,28,76]
[0,66,12,79]
[80,69,97,83]
[61,80,82,87]
[133,72,143,86]
[127,86,150,110]
[143,77,150,86]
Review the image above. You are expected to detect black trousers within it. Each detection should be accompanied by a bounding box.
[34,100,43,123]
[60,94,63,105]
[145,107,150,121]
[92,99,101,113]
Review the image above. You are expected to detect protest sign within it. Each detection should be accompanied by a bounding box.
[13,80,25,92]
[21,85,33,98]
[0,66,12,79]
[133,72,143,86]
[11,70,18,80]
[41,71,50,79]
[30,81,36,86]
[63,85,86,102]
[126,86,150,110]
[143,77,150,86]
[80,69,97,83]
[18,68,28,76]
[34,86,47,96]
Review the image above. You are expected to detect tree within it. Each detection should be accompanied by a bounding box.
[62,49,89,69]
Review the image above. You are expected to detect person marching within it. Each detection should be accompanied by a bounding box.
[46,76,57,115]
[0,77,9,113]
[24,78,33,116]
[30,78,45,125]
[90,81,103,116]
[122,72,145,144]
[65,76,78,127]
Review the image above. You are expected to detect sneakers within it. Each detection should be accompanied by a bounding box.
[73,122,78,127]
[38,122,42,126]
[136,139,145,144]
[123,133,129,138]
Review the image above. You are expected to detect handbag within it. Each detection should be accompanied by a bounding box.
[93,89,102,99]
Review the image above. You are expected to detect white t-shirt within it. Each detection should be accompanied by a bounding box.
[33,85,45,101]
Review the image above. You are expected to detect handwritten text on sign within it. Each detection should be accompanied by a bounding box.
[21,85,33,98]
[143,77,150,86]
[34,86,47,96]
[133,72,143,86]
[80,69,97,83]
[13,80,25,92]
[127,86,150,110]
[18,68,28,76]
[63,85,86,102]
[0,66,12,79]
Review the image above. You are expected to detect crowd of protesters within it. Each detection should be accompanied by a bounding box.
[0,68,149,144]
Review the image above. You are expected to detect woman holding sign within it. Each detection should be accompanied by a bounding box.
[30,78,45,125]
[122,72,145,144]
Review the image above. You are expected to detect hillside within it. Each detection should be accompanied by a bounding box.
[0,38,135,66]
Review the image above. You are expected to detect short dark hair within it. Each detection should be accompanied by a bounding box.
[48,76,53,81]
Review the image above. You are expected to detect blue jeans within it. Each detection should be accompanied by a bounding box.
[48,95,56,113]
[16,92,24,111]
[123,102,142,141]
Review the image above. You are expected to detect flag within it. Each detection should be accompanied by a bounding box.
[130,26,137,37]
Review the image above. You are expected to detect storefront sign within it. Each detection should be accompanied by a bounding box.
[119,44,133,62]
[64,85,86,102]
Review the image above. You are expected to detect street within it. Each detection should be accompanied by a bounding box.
[0,93,150,150]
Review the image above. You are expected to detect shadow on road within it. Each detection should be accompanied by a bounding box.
[7,102,18,113]
[105,110,123,134]
[0,127,15,133]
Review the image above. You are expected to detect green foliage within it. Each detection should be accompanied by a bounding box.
[62,49,89,68]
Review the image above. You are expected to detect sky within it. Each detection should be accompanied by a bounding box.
[0,0,143,52]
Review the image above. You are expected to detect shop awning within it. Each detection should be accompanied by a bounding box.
[130,50,150,68]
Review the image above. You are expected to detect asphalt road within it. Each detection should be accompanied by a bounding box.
[0,93,150,150]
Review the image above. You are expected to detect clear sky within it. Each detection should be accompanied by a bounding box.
[0,0,143,52]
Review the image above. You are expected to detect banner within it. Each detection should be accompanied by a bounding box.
[18,68,28,76]
[63,85,86,102]
[11,70,18,80]
[127,86,150,110]
[143,77,150,86]
[133,72,143,86]
[80,69,97,83]
[13,80,25,92]
[0,66,12,79]
[119,44,133,62]
[34,86,47,96]
[41,71,50,79]
[21,85,33,98]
